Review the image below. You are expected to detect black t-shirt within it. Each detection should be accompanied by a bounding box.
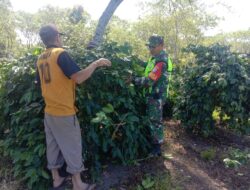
[57,51,80,78]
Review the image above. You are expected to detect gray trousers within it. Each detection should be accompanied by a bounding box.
[44,113,85,174]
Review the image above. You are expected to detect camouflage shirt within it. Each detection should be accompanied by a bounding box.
[135,50,168,100]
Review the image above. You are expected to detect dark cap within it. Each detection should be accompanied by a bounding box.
[146,34,164,48]
[39,24,64,45]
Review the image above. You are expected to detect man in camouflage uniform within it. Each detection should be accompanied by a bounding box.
[134,34,168,156]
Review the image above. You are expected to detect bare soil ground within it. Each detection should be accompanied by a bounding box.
[1,120,250,190]
[93,120,250,190]
[163,120,250,190]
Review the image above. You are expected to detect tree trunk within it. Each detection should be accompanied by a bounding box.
[87,0,123,49]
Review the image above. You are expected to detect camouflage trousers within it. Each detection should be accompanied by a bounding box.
[147,97,165,144]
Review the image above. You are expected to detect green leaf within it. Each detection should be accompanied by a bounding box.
[41,170,49,179]
[102,104,114,113]
[32,48,42,55]
[142,177,155,189]
[127,115,139,123]
[91,117,102,123]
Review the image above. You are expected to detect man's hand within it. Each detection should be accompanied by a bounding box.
[95,58,111,67]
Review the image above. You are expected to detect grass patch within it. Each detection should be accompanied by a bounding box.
[200,148,216,161]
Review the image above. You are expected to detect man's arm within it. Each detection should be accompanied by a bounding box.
[57,52,111,85]
[71,58,111,84]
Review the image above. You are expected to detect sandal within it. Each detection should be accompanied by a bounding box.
[49,178,67,190]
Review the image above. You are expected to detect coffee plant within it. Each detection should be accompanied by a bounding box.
[0,42,151,189]
[0,53,49,189]
[176,44,250,136]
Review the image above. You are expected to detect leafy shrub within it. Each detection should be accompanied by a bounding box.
[0,53,48,189]
[223,146,250,169]
[0,42,152,189]
[176,44,250,136]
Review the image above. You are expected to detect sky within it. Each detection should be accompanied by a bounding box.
[9,0,250,35]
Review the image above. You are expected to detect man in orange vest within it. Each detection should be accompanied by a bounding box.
[36,24,111,190]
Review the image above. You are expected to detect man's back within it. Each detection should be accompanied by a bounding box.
[37,47,77,116]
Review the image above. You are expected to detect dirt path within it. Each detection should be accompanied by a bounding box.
[162,120,250,190]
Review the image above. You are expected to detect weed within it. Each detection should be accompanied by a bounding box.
[135,173,177,190]
[223,147,250,168]
[200,148,216,161]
